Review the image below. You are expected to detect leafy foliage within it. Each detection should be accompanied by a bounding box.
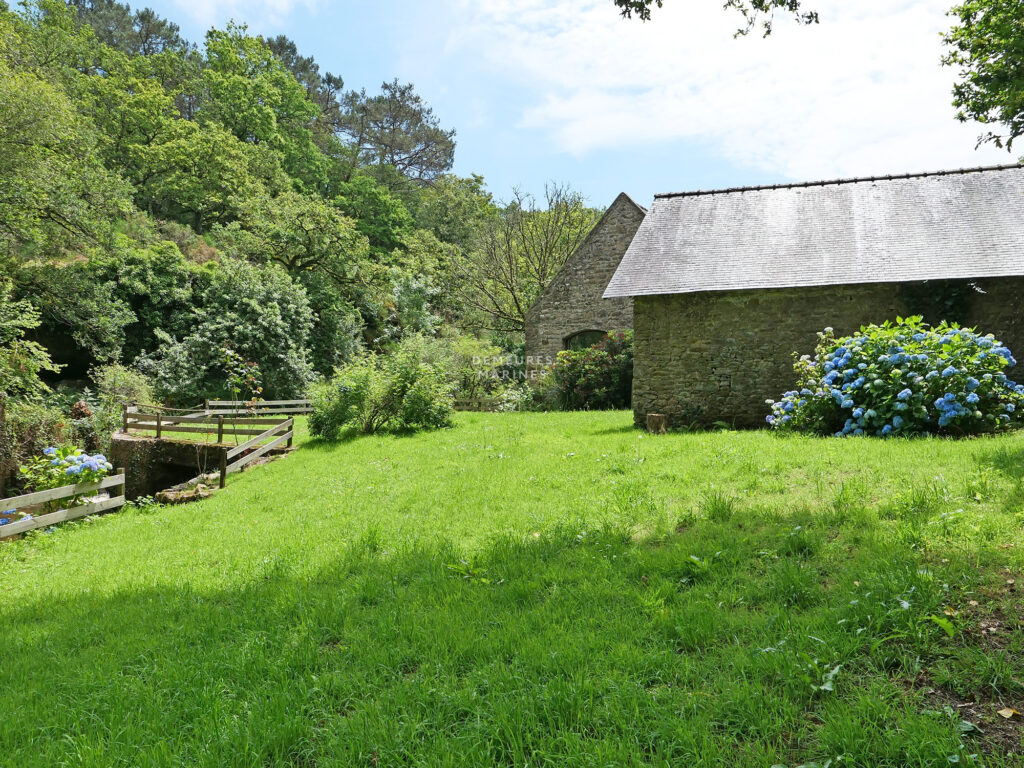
[549,330,633,411]
[89,363,155,452]
[309,335,454,437]
[612,0,819,35]
[0,279,61,401]
[137,259,314,404]
[943,0,1024,149]
[19,444,112,493]
[767,318,1024,436]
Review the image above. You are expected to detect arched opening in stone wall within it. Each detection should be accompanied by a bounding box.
[564,329,607,350]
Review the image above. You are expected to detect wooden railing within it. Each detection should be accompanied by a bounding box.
[220,418,294,488]
[453,397,500,412]
[122,405,293,490]
[123,406,292,441]
[0,470,125,539]
[205,399,312,415]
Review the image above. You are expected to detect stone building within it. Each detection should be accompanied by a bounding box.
[524,192,645,370]
[603,164,1024,429]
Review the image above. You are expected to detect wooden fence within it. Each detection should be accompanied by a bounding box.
[454,397,500,412]
[123,405,293,489]
[205,399,312,415]
[0,470,125,539]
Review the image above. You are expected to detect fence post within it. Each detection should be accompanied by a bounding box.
[217,415,224,444]
[155,411,162,439]
[219,449,227,489]
[116,467,125,500]
[287,418,293,448]
[204,398,210,415]
[122,404,129,434]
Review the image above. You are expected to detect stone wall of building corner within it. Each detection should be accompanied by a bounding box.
[632,278,1024,430]
[964,277,1024,375]
[524,200,644,371]
[631,285,904,429]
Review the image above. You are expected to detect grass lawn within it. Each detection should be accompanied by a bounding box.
[2,411,1023,767]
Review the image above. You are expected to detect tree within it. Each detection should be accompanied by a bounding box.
[0,2,130,258]
[334,174,414,256]
[234,189,368,280]
[613,0,818,35]
[0,279,61,400]
[456,184,600,332]
[136,259,315,403]
[336,80,456,188]
[943,0,1024,150]
[69,0,189,56]
[415,174,497,251]
[200,24,326,189]
[263,34,344,129]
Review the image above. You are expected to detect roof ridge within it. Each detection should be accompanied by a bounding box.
[654,163,1024,199]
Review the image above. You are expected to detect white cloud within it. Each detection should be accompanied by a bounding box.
[446,0,1011,181]
[168,0,318,32]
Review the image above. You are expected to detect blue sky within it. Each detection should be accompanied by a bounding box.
[142,0,1011,209]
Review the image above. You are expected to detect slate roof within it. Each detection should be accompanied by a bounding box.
[603,164,1024,298]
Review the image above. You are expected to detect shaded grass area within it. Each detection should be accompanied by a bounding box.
[1,412,1023,766]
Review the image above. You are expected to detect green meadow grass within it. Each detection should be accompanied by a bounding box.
[1,412,1022,767]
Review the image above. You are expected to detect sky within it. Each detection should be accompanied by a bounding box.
[139,0,1012,208]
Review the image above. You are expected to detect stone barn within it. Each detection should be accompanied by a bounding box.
[525,192,645,369]
[603,164,1024,429]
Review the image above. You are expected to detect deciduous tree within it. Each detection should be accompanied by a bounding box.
[943,0,1024,150]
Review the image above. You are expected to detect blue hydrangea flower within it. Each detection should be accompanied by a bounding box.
[942,366,958,377]
[43,447,56,456]
[966,377,980,390]
[966,392,980,404]
[897,388,912,400]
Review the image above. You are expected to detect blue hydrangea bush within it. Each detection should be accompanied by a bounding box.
[766,318,1024,437]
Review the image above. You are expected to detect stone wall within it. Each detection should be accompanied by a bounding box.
[110,433,226,499]
[632,278,1024,429]
[525,193,645,370]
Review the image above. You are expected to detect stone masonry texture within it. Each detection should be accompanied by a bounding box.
[525,193,645,370]
[632,278,1024,429]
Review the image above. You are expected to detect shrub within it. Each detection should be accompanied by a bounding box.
[19,446,113,492]
[309,339,453,438]
[0,401,67,493]
[91,364,156,452]
[767,318,1024,436]
[549,330,633,410]
[136,259,314,404]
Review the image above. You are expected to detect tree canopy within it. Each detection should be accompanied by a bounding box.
[943,0,1024,150]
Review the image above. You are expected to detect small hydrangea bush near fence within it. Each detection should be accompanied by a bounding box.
[767,318,1024,437]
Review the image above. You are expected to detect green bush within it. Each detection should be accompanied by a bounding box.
[309,338,453,438]
[549,330,633,411]
[91,364,155,452]
[136,259,314,404]
[767,318,1024,436]
[0,401,67,493]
